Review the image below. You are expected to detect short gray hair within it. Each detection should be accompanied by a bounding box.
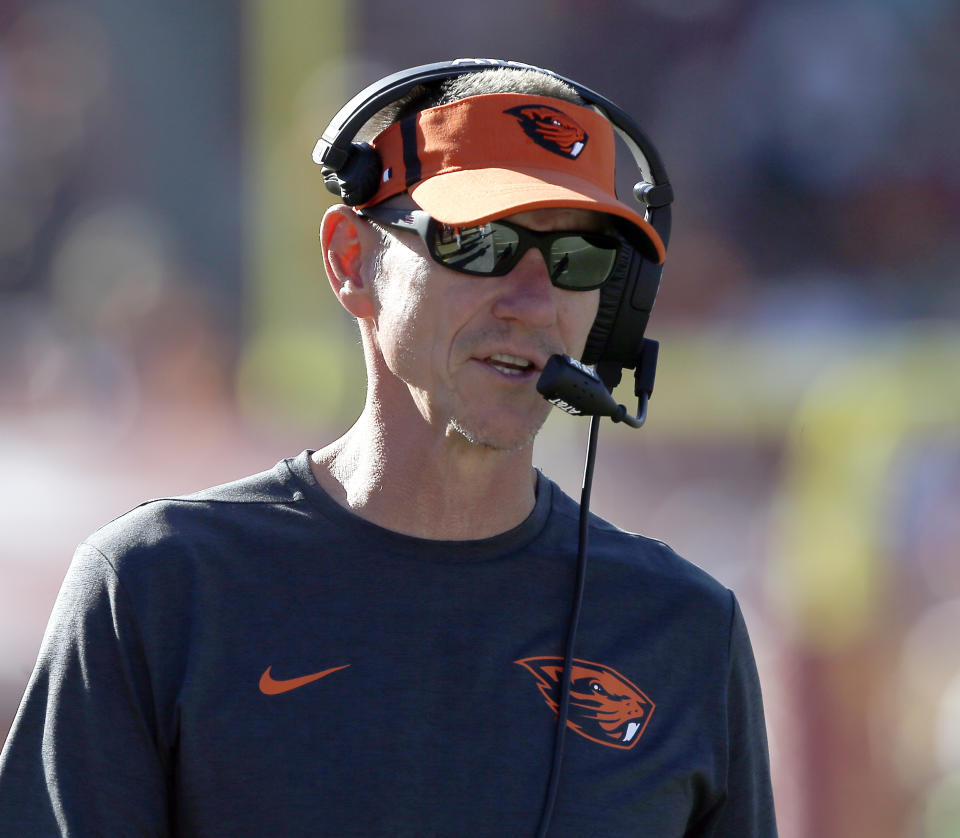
[356,67,584,143]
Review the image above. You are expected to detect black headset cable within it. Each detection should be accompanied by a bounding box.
[534,413,601,838]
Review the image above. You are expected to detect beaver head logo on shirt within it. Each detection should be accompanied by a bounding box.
[504,104,588,159]
[516,657,655,749]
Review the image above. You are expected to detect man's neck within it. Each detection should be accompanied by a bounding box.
[310,409,539,541]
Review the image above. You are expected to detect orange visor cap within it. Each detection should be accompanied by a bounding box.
[359,93,665,264]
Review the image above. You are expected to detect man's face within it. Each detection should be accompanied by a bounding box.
[368,205,603,452]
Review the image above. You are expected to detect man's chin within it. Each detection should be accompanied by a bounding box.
[448,415,545,453]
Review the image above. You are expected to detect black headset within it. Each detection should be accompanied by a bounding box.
[313,58,673,374]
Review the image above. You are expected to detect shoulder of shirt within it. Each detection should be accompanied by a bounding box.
[80,456,305,561]
[544,474,731,604]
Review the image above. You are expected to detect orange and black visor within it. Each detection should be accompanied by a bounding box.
[359,93,665,265]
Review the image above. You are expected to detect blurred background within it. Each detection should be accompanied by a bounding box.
[1,0,958,834]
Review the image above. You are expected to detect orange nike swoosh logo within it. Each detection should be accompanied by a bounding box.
[259,664,350,695]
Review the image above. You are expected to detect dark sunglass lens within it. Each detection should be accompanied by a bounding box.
[549,235,619,289]
[433,223,520,275]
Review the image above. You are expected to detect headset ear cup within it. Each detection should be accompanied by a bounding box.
[580,244,635,366]
[322,143,382,206]
[581,244,663,368]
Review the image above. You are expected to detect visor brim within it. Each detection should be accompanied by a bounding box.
[409,167,665,265]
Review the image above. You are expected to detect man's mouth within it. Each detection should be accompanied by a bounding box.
[485,353,536,376]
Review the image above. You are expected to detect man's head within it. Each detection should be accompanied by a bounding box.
[317,63,670,450]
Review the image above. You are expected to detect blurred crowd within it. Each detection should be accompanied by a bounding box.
[0,0,242,434]
[2,0,958,425]
[1,1,958,836]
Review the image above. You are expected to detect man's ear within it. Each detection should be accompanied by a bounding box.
[319,204,378,319]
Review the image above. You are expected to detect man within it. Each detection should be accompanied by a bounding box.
[0,61,777,836]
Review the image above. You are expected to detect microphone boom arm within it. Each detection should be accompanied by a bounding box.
[536,339,658,428]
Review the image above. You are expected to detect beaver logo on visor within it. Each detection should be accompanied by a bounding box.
[505,104,588,159]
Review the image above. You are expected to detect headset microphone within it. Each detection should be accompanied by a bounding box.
[536,339,658,429]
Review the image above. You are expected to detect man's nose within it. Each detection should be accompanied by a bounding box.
[490,246,558,329]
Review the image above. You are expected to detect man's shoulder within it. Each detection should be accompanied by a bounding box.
[82,453,308,563]
[542,475,732,605]
[594,520,727,596]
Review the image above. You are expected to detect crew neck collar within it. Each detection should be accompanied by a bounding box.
[281,450,554,562]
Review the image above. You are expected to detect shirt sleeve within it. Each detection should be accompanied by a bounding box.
[690,593,779,837]
[0,543,171,837]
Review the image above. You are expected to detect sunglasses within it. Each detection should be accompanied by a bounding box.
[359,207,624,291]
